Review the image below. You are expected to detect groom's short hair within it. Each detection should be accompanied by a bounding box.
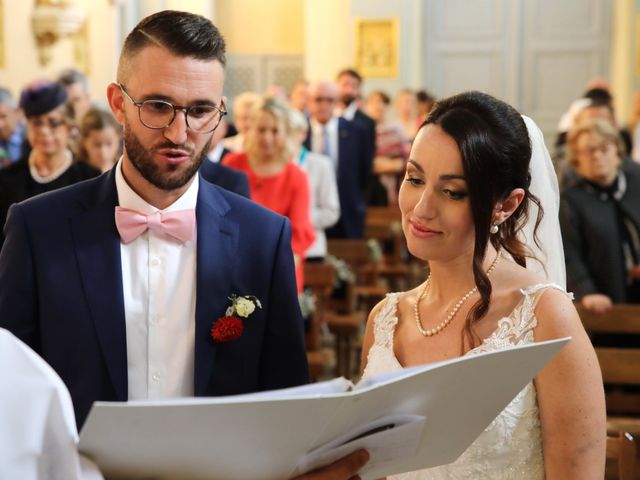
[117,10,226,83]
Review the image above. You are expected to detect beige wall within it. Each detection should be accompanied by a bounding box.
[612,0,634,123]
[303,0,350,82]
[216,0,303,54]
[0,1,117,103]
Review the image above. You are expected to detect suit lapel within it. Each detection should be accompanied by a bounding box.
[193,178,238,394]
[70,170,128,401]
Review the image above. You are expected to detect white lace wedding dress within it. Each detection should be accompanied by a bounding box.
[362,283,570,479]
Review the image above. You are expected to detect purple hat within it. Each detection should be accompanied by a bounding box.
[19,80,68,118]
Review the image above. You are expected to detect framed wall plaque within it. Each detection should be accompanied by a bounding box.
[354,18,398,78]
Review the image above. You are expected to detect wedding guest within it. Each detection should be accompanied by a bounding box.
[560,118,640,314]
[222,91,260,152]
[0,87,29,168]
[365,90,410,204]
[58,68,93,123]
[305,80,373,237]
[289,108,340,261]
[415,89,436,124]
[0,80,99,247]
[334,68,379,205]
[394,88,419,141]
[76,107,122,173]
[360,91,605,478]
[289,80,309,114]
[224,96,315,291]
[0,11,309,434]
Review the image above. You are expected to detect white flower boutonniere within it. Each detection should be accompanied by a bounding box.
[211,294,262,343]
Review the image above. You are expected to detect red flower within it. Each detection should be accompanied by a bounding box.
[210,316,244,343]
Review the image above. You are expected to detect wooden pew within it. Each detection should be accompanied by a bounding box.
[303,262,337,380]
[576,304,640,436]
[606,431,636,480]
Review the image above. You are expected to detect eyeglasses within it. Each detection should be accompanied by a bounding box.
[28,118,66,130]
[118,84,227,134]
[576,142,614,158]
[313,96,336,103]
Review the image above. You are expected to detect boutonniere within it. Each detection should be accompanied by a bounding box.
[210,294,262,343]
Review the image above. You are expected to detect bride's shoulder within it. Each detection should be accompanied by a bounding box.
[494,255,555,292]
[366,287,422,326]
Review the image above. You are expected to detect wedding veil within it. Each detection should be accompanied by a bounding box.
[520,115,566,288]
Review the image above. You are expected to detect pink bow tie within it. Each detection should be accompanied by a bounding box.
[115,206,196,244]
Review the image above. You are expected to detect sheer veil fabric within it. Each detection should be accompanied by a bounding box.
[520,115,566,287]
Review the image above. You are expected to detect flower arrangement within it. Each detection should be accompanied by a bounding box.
[210,294,262,343]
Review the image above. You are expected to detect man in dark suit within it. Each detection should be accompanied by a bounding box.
[0,10,308,430]
[335,69,383,205]
[305,81,372,238]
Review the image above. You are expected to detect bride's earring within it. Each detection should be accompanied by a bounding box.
[490,223,500,234]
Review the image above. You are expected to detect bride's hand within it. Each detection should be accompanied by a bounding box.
[291,449,369,480]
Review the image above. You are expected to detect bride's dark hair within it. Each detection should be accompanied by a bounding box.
[422,91,543,350]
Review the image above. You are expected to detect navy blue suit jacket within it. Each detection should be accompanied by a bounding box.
[199,160,250,198]
[0,170,309,428]
[305,118,372,238]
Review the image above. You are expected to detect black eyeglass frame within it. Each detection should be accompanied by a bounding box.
[117,83,227,134]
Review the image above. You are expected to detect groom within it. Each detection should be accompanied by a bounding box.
[0,10,309,430]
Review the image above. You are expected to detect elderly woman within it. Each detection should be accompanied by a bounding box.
[560,118,640,314]
[223,96,315,292]
[0,81,99,246]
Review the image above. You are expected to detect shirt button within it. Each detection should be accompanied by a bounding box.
[152,373,160,382]
[150,257,161,266]
[151,315,161,325]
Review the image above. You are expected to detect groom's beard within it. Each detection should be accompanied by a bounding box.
[123,121,211,191]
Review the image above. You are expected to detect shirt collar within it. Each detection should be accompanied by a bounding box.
[310,116,338,135]
[341,102,358,121]
[115,156,199,214]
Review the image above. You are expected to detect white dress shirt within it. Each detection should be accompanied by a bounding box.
[115,159,199,400]
[310,117,339,171]
[207,143,225,163]
[338,101,358,121]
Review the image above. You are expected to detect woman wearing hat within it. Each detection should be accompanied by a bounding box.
[0,80,99,247]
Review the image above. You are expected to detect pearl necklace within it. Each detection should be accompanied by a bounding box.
[414,252,501,337]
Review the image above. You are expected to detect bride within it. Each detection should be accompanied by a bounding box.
[359,91,605,478]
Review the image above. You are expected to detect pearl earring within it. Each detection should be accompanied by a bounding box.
[490,223,500,234]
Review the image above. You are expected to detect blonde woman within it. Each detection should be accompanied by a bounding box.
[224,96,315,291]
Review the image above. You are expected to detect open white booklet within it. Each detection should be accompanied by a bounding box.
[79,337,569,480]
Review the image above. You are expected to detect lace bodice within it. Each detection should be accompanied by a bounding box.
[362,283,570,479]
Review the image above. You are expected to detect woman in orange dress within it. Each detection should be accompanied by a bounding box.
[224,96,315,292]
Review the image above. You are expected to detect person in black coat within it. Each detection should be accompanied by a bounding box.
[0,81,99,247]
[560,118,640,314]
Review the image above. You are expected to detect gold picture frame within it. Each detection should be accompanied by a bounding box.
[355,18,398,78]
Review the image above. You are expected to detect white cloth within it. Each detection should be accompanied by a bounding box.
[521,115,566,287]
[296,150,340,257]
[338,101,358,121]
[0,328,104,480]
[310,117,339,170]
[115,159,198,400]
[207,143,225,163]
[362,284,569,479]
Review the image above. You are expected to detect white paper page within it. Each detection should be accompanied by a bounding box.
[79,337,569,480]
[294,414,425,477]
